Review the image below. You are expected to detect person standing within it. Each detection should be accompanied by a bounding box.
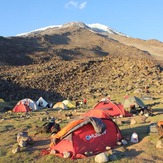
[83,98,87,108]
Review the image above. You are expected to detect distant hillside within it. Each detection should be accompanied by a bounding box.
[108,34,163,63]
[0,22,162,102]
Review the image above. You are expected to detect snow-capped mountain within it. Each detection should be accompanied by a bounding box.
[87,23,127,37]
[16,22,128,37]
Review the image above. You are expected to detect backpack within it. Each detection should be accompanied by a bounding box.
[43,122,55,133]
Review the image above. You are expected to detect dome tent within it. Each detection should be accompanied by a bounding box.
[52,102,68,110]
[121,96,146,112]
[62,100,75,109]
[13,98,37,112]
[49,114,122,159]
[36,97,49,109]
[91,100,132,117]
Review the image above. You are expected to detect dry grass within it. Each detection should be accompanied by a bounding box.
[0,94,163,163]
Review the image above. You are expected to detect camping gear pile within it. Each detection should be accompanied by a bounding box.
[35,118,61,135]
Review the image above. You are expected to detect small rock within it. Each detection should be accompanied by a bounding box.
[50,149,57,154]
[116,141,122,146]
[18,140,27,147]
[156,140,163,149]
[121,139,128,145]
[144,112,149,118]
[0,119,5,122]
[12,146,20,154]
[63,151,71,158]
[115,119,122,125]
[130,119,137,125]
[95,152,109,163]
[108,149,114,155]
[148,123,158,134]
[106,146,111,150]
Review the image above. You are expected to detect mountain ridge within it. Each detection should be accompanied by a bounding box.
[16,22,128,37]
[0,21,162,101]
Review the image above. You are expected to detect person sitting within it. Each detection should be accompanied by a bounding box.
[129,105,138,114]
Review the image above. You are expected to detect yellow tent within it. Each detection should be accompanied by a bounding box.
[53,102,68,110]
[0,98,5,103]
[62,100,75,109]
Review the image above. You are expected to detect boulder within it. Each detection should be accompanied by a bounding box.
[95,152,109,163]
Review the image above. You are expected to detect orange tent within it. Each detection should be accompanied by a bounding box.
[13,102,31,112]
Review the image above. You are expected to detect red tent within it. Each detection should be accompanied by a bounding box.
[49,114,122,159]
[84,109,111,118]
[92,101,132,117]
[13,102,31,112]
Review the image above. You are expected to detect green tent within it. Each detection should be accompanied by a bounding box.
[121,96,146,111]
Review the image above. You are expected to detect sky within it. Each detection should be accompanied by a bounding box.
[0,0,163,42]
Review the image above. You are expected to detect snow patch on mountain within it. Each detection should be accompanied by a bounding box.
[16,25,62,36]
[87,23,128,37]
[16,22,128,37]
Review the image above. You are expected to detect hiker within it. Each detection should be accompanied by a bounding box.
[83,98,87,108]
[75,100,81,109]
[83,98,87,105]
[35,118,61,135]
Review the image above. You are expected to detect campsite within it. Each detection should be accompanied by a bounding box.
[0,21,163,163]
[0,93,163,163]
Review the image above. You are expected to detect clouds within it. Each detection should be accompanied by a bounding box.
[79,2,87,9]
[65,0,87,10]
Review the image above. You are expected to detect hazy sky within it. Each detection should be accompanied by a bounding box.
[1,0,163,42]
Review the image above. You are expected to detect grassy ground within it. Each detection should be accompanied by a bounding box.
[0,94,163,163]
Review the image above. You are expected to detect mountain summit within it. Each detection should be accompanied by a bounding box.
[17,22,128,37]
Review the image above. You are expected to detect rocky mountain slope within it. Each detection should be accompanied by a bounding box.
[0,22,162,102]
[109,34,163,63]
